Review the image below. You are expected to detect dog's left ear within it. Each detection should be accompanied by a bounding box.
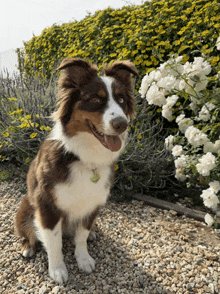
[104,60,139,86]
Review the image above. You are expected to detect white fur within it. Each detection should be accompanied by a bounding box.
[75,226,95,273]
[50,121,126,166]
[55,160,110,222]
[34,218,68,284]
[100,76,128,134]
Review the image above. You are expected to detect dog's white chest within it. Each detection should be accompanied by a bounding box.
[55,162,111,221]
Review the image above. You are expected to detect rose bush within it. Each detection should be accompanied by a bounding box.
[139,40,220,226]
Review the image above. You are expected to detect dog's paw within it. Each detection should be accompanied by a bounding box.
[49,262,68,284]
[76,254,95,273]
[21,243,35,258]
[88,231,96,242]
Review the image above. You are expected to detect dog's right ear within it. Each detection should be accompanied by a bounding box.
[55,58,98,125]
[57,58,98,86]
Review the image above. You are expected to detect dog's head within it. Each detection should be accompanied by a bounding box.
[55,58,139,152]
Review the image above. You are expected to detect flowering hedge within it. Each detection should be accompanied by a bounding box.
[18,0,220,80]
[139,38,220,226]
[0,75,56,164]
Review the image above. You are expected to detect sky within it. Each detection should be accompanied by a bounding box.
[0,0,144,53]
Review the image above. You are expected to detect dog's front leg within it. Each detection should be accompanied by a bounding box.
[75,225,95,273]
[35,217,68,284]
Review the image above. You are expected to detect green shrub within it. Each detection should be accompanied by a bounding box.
[18,0,220,81]
[0,73,57,164]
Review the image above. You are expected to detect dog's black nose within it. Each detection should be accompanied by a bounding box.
[111,117,128,134]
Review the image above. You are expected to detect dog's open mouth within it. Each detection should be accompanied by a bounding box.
[87,120,122,152]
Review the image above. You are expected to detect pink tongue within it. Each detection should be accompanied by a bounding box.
[104,135,122,152]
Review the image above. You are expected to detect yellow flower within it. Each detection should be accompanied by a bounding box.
[45,126,51,131]
[25,157,30,164]
[115,164,119,171]
[145,60,152,66]
[20,123,28,128]
[8,98,17,102]
[211,56,219,67]
[30,132,37,138]
[137,134,142,140]
[181,15,188,21]
[3,132,10,138]
[25,115,31,119]
[182,54,189,63]
[201,30,210,36]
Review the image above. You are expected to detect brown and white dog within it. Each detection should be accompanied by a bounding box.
[15,58,139,284]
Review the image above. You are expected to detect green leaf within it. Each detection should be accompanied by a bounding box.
[178,45,190,54]
[191,164,197,175]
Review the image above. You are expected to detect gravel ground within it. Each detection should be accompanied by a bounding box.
[1,178,220,294]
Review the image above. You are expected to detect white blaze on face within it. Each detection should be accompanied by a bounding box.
[100,76,127,135]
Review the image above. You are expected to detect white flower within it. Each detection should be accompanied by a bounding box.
[214,140,220,154]
[162,104,173,121]
[161,95,179,121]
[172,145,183,157]
[175,168,186,181]
[146,83,166,106]
[185,126,208,147]
[165,135,174,150]
[189,96,199,112]
[203,141,216,153]
[176,114,185,123]
[180,58,211,95]
[216,36,220,50]
[204,140,220,154]
[174,155,189,168]
[159,58,183,77]
[199,103,216,121]
[183,61,192,74]
[139,74,154,98]
[196,152,216,176]
[139,70,162,98]
[194,75,209,92]
[139,70,163,98]
[200,188,219,209]
[176,56,183,63]
[167,95,179,107]
[209,181,220,193]
[204,213,214,227]
[157,76,177,91]
[192,57,212,76]
[178,118,194,133]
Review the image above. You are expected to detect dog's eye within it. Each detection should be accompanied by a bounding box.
[119,98,124,104]
[91,98,101,103]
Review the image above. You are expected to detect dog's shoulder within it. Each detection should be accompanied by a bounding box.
[26,139,79,197]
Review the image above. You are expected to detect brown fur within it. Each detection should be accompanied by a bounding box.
[15,140,79,252]
[104,60,139,118]
[54,58,98,127]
